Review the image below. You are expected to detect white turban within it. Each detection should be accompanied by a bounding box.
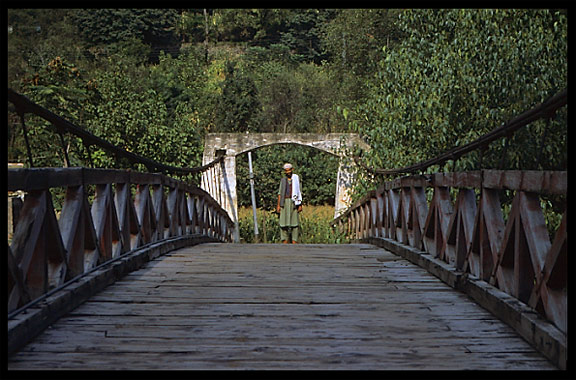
[283,163,293,170]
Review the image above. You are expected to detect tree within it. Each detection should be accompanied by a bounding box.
[72,9,180,61]
[321,9,402,78]
[254,63,300,133]
[7,9,86,89]
[351,9,567,196]
[280,9,338,64]
[10,55,100,168]
[177,9,206,43]
[319,9,403,104]
[251,60,347,134]
[215,62,260,132]
[207,9,290,46]
[236,145,339,210]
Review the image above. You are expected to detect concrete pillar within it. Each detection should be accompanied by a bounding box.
[221,154,239,242]
[335,157,355,218]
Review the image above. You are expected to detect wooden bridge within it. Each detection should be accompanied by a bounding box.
[7,243,558,370]
[7,89,568,371]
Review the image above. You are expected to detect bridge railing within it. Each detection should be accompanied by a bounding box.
[8,167,234,315]
[334,170,566,336]
[7,89,234,317]
[336,88,567,340]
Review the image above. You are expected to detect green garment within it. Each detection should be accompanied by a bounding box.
[278,177,300,242]
[280,225,299,242]
[279,198,300,227]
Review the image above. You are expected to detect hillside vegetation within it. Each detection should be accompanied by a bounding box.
[8,9,567,228]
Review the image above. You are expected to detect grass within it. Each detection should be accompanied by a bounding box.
[238,205,348,244]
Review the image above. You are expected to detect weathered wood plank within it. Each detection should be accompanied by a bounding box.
[8,243,557,370]
[7,351,555,371]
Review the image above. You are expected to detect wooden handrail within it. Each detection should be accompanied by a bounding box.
[334,169,567,338]
[7,167,234,316]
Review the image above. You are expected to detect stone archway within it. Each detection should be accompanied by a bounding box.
[201,133,370,242]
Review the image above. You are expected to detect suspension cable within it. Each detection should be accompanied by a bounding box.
[7,88,223,175]
[356,89,567,176]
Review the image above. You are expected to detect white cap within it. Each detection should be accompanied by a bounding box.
[283,163,293,170]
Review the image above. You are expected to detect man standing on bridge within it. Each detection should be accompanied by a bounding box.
[276,163,303,244]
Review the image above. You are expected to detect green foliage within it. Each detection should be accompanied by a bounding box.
[83,55,204,169]
[85,61,161,148]
[205,8,337,63]
[279,9,338,64]
[212,9,286,44]
[14,55,96,167]
[322,9,403,78]
[350,9,567,198]
[238,208,281,244]
[249,60,347,133]
[299,205,349,244]
[72,9,180,48]
[215,62,260,132]
[8,9,567,228]
[177,10,206,44]
[149,49,209,121]
[244,44,297,68]
[9,45,207,172]
[236,145,339,210]
[7,9,86,88]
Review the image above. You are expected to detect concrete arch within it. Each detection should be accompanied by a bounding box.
[201,133,370,241]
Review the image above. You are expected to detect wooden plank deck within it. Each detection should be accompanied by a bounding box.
[8,243,556,370]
